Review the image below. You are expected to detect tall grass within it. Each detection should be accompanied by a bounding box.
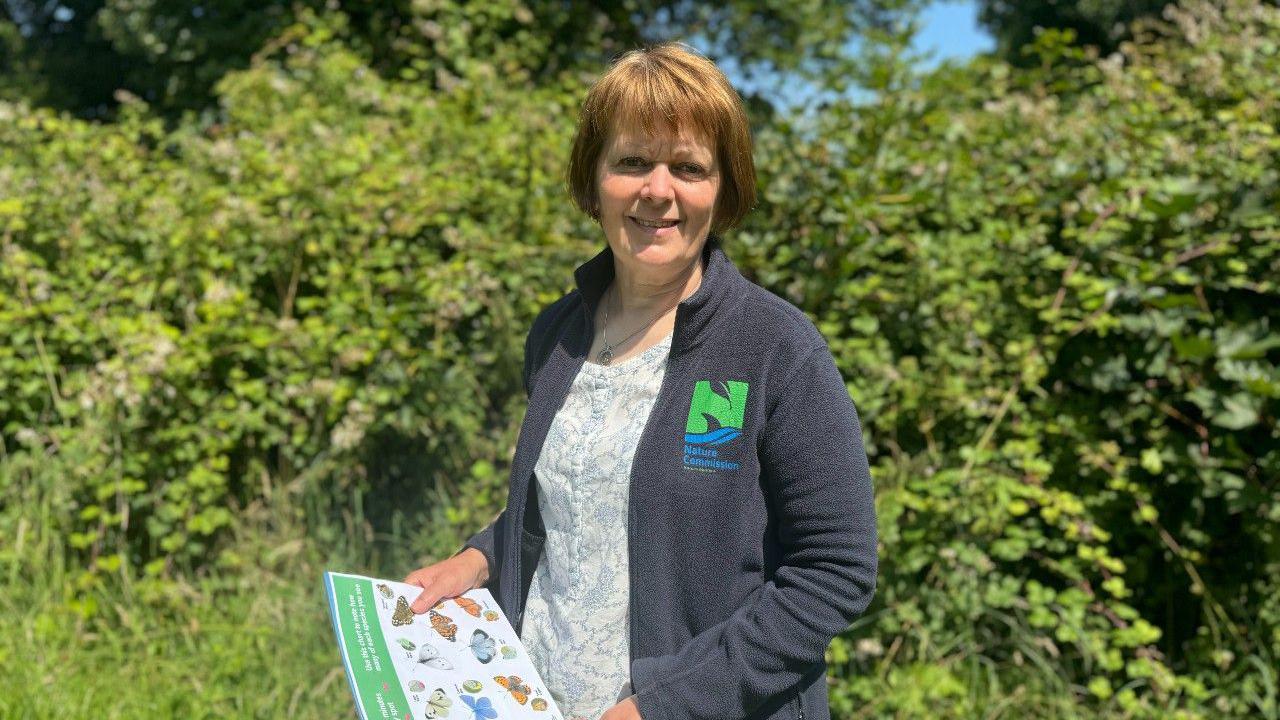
[0,454,468,718]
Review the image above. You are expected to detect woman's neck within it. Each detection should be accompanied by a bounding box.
[609,253,705,318]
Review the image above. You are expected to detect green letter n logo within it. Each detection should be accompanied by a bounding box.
[684,380,749,447]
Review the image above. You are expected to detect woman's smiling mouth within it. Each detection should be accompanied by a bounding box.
[629,216,680,230]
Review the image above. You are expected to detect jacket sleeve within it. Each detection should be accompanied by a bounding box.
[458,508,507,594]
[630,344,879,720]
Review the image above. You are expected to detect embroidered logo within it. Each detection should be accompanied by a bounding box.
[682,380,749,472]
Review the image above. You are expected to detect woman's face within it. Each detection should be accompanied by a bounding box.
[595,124,721,279]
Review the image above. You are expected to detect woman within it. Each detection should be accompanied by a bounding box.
[404,43,877,720]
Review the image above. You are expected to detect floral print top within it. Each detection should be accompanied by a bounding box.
[520,331,673,720]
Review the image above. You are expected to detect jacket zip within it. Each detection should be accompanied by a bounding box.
[513,476,526,631]
[626,327,683,687]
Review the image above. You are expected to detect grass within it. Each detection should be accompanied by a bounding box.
[0,533,352,717]
[0,468,1264,719]
[0,469,462,719]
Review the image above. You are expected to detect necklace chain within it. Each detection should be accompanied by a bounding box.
[597,285,680,366]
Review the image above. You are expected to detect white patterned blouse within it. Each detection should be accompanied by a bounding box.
[519,330,674,720]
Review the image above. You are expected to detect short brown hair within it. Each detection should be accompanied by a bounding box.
[566,42,757,234]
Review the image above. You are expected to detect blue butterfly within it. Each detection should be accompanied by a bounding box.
[461,694,498,720]
[469,628,496,664]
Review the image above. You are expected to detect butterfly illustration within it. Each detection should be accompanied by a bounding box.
[530,698,548,712]
[461,694,498,720]
[423,688,452,719]
[391,596,414,626]
[429,610,458,642]
[417,642,454,670]
[453,596,481,618]
[408,679,426,693]
[469,629,496,664]
[377,583,393,599]
[397,638,417,652]
[494,675,531,705]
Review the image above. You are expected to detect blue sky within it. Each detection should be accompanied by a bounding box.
[720,0,994,108]
[913,0,995,67]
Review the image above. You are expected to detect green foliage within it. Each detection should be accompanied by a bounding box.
[1,1,1277,717]
[738,1,1279,716]
[976,0,1280,67]
[0,499,353,717]
[0,13,591,590]
[976,0,1174,64]
[0,0,916,119]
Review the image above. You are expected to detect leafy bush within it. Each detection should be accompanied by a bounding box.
[738,1,1278,716]
[1,1,1276,717]
[0,13,590,595]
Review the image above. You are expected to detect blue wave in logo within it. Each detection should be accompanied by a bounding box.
[684,427,741,446]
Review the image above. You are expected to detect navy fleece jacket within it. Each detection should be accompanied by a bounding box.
[463,237,878,720]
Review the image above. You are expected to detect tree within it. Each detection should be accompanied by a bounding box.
[977,0,1176,63]
[0,0,919,120]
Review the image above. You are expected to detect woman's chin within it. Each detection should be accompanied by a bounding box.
[615,229,703,259]
[619,241,682,267]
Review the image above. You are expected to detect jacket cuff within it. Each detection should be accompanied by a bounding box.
[457,526,498,592]
[631,655,675,720]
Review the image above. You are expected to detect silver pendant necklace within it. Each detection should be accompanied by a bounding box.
[597,285,680,366]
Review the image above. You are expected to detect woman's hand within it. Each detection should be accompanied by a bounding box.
[402,547,490,614]
[599,696,642,720]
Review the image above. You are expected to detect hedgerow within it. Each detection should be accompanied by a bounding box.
[1,1,1275,716]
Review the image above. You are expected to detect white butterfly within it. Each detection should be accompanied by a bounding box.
[423,688,452,719]
[417,642,454,670]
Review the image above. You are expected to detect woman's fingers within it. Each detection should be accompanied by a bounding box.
[402,567,439,613]
[402,567,434,587]
[405,563,470,613]
[411,586,441,615]
[403,552,485,614]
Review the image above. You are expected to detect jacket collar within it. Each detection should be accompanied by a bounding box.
[572,235,744,356]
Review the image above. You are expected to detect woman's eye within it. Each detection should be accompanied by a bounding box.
[620,157,648,168]
[679,163,706,176]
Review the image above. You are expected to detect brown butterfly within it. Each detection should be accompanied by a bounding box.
[494,675,531,705]
[391,596,414,627]
[453,596,481,618]
[429,609,458,642]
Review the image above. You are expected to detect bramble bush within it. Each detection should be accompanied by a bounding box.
[737,3,1278,716]
[2,9,587,571]
[0,1,1276,717]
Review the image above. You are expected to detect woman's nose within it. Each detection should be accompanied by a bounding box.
[642,164,675,201]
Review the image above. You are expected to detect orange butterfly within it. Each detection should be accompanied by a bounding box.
[453,596,481,618]
[494,675,531,705]
[429,610,457,642]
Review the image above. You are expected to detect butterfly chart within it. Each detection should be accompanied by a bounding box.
[324,572,564,720]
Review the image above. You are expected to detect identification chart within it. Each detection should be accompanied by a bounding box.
[324,571,564,720]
